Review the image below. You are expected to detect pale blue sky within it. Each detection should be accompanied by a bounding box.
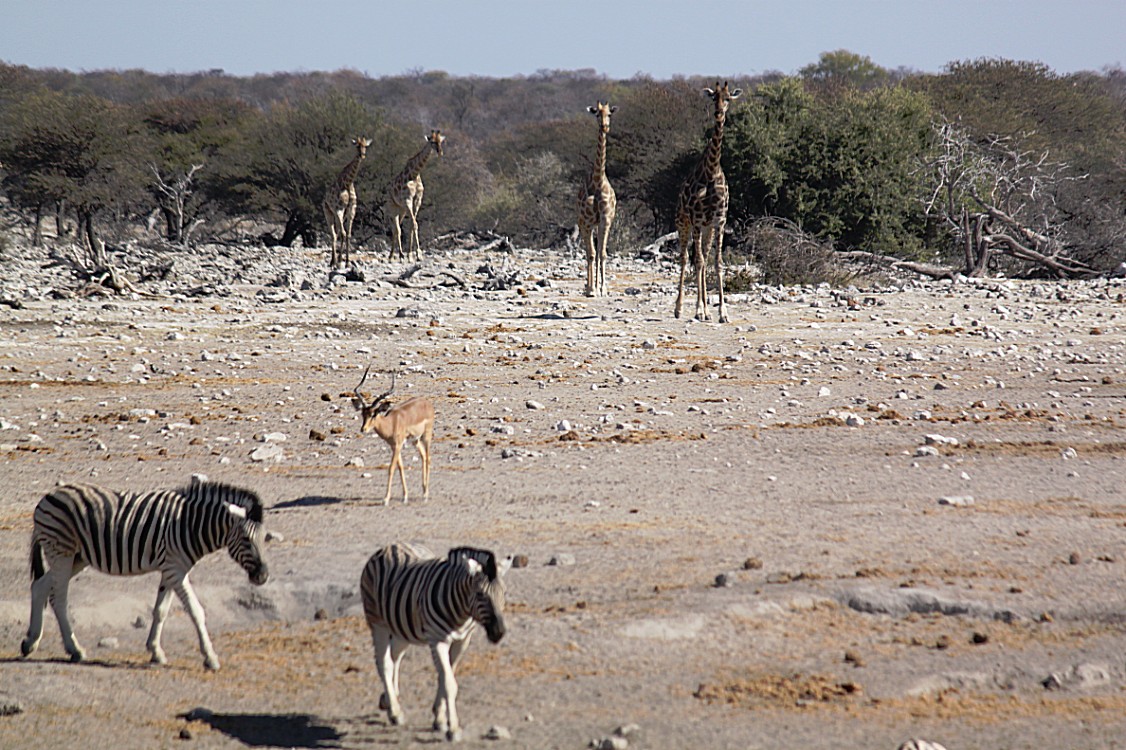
[2,0,1122,79]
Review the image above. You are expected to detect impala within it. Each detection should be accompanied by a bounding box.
[351,365,435,505]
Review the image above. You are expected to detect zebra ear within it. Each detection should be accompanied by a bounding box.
[226,503,247,519]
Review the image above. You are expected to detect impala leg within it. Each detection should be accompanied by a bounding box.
[396,441,410,504]
[418,426,433,500]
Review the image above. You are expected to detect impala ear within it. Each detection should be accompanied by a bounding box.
[350,396,365,411]
[226,503,247,519]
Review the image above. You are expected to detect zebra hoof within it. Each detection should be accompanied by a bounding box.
[20,639,36,657]
[378,693,389,710]
[68,649,85,663]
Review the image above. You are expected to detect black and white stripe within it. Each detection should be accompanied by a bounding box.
[361,542,510,741]
[21,479,268,670]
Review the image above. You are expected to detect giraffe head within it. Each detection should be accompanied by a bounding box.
[587,102,617,134]
[704,81,743,123]
[353,136,372,158]
[426,129,445,157]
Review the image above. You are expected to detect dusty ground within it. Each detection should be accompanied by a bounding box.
[1,239,1125,749]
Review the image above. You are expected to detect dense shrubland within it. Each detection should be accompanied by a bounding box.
[1,53,1123,280]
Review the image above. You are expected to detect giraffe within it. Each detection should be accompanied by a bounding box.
[322,136,371,268]
[577,102,617,297]
[386,130,445,262]
[674,81,742,323]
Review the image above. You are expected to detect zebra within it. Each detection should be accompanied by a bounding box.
[360,542,512,742]
[20,479,269,671]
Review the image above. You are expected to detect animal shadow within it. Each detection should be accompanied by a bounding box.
[180,708,343,748]
[272,495,352,510]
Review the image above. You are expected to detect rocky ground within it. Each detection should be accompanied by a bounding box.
[0,234,1124,750]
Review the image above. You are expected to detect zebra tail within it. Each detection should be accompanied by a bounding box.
[30,538,46,581]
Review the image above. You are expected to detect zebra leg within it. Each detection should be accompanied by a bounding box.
[21,560,53,657]
[147,581,176,665]
[433,635,470,734]
[173,575,220,670]
[430,640,461,741]
[371,626,404,725]
[45,558,86,662]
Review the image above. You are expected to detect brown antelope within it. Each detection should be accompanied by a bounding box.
[351,365,435,505]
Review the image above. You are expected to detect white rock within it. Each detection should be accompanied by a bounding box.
[938,495,975,507]
[525,400,545,410]
[915,445,940,457]
[249,444,284,463]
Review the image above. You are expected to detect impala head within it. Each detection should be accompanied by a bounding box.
[351,364,397,432]
[588,102,617,133]
[353,136,372,158]
[426,129,445,157]
[705,81,743,122]
[450,547,511,644]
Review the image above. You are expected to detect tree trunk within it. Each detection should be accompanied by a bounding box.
[31,203,43,247]
[278,212,311,248]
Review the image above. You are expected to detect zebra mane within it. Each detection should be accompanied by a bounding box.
[447,547,497,581]
[182,480,265,524]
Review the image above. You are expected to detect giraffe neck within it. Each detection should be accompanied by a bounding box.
[400,145,434,183]
[338,153,364,188]
[591,125,608,184]
[702,113,728,178]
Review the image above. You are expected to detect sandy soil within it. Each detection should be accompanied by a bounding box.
[1,241,1125,749]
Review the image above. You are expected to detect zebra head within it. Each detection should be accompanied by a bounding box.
[449,547,511,644]
[217,486,269,586]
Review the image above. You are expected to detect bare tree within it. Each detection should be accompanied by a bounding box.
[921,121,1096,278]
[151,163,203,246]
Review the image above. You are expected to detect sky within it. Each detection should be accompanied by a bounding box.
[2,0,1123,80]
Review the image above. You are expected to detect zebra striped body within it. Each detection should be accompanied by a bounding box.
[21,480,268,670]
[361,543,511,741]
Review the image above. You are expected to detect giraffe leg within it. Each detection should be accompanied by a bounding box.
[343,201,357,267]
[714,217,729,323]
[389,213,404,262]
[674,223,692,319]
[695,229,710,322]
[597,217,613,296]
[406,209,421,263]
[580,222,595,296]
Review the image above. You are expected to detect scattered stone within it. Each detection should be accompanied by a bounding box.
[0,694,24,717]
[915,445,940,458]
[1042,663,1111,691]
[714,573,731,588]
[308,428,327,441]
[346,457,364,468]
[133,617,146,629]
[971,631,989,644]
[97,636,119,649]
[178,728,193,740]
[249,443,284,463]
[511,554,530,569]
[844,650,865,667]
[525,399,545,410]
[314,608,329,621]
[743,557,764,570]
[483,725,511,740]
[938,495,974,507]
[548,553,576,567]
[1068,551,1082,565]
